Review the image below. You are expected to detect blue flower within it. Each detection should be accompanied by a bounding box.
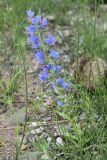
[44,35,56,45]
[56,78,64,86]
[40,18,47,29]
[62,82,70,89]
[39,71,49,81]
[42,66,48,72]
[28,35,39,43]
[48,64,61,72]
[32,15,41,25]
[28,35,41,49]
[57,98,64,107]
[27,10,34,18]
[56,78,70,89]
[55,65,61,72]
[47,64,54,70]
[35,50,45,64]
[50,49,60,60]
[32,42,41,49]
[26,11,70,107]
[26,25,37,34]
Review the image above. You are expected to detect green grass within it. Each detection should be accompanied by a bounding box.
[0,0,107,160]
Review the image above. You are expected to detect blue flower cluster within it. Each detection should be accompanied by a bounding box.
[26,10,70,107]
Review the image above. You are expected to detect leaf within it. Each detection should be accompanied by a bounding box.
[56,110,77,123]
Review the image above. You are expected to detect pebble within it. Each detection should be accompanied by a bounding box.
[19,135,28,145]
[21,144,28,150]
[29,122,38,128]
[41,132,49,138]
[47,137,52,144]
[35,134,40,139]
[56,137,64,146]
[32,136,37,143]
[38,106,48,115]
[67,10,73,16]
[53,125,58,130]
[62,55,71,64]
[41,153,50,160]
[39,134,46,139]
[28,134,38,143]
[45,116,52,121]
[47,15,55,21]
[63,29,72,37]
[35,127,44,135]
[30,130,36,135]
[53,132,59,137]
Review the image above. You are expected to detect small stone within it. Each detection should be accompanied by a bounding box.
[21,144,28,150]
[38,106,48,115]
[47,137,52,143]
[67,10,73,16]
[62,55,71,64]
[45,116,52,121]
[41,132,49,138]
[27,68,33,74]
[28,135,38,143]
[19,135,28,145]
[34,135,40,141]
[53,126,58,130]
[30,130,36,135]
[47,15,54,21]
[31,136,36,143]
[35,127,44,135]
[41,153,49,160]
[29,122,38,128]
[56,137,63,146]
[63,30,71,37]
[53,132,59,137]
[38,134,43,139]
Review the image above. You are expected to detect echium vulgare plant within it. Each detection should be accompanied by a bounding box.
[26,10,70,106]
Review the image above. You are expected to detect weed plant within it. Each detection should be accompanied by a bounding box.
[0,0,107,160]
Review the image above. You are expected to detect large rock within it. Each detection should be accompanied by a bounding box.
[72,56,107,88]
[8,108,26,125]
